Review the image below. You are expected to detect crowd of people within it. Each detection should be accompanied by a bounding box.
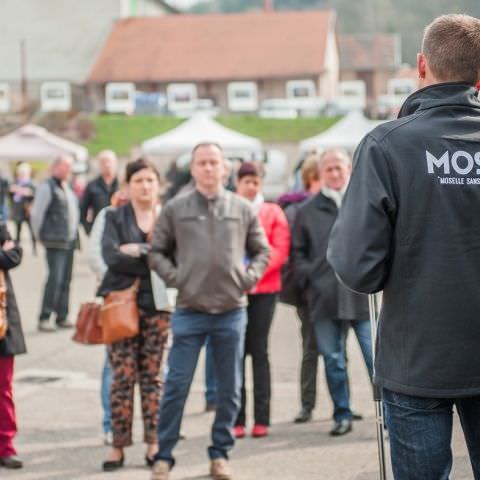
[1,13,480,480]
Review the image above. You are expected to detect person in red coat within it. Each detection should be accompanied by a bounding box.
[233,162,290,438]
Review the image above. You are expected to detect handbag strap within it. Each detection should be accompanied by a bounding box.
[0,271,6,294]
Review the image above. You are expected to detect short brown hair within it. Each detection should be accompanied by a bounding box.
[422,14,480,84]
[301,152,320,189]
[191,142,224,159]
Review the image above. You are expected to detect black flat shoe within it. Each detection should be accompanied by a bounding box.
[294,407,312,423]
[330,419,353,436]
[102,455,124,472]
[146,454,155,468]
[0,455,23,469]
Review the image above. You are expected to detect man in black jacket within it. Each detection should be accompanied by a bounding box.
[80,150,118,234]
[292,149,372,437]
[328,14,480,479]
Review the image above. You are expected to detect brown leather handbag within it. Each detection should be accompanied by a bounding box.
[100,279,140,344]
[0,271,7,340]
[72,301,103,345]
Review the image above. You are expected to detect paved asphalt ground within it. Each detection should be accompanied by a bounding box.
[2,233,474,480]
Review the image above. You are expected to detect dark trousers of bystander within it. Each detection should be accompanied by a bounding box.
[297,304,319,413]
[236,293,277,427]
[39,247,74,324]
[0,356,17,459]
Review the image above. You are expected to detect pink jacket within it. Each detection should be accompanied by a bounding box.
[251,202,290,294]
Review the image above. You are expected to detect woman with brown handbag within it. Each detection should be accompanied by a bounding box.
[0,225,25,470]
[97,159,169,472]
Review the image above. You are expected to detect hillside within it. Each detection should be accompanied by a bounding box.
[189,0,480,64]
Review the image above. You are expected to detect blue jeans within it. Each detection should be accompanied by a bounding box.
[345,319,373,380]
[101,348,112,434]
[205,336,217,406]
[39,247,74,323]
[383,388,480,479]
[314,319,352,422]
[156,308,247,466]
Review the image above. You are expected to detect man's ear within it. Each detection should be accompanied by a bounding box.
[417,53,427,80]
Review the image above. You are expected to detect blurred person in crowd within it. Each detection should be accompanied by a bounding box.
[233,162,290,439]
[31,155,79,332]
[328,14,480,479]
[80,150,119,234]
[98,159,170,472]
[87,184,129,447]
[149,143,269,480]
[0,173,9,225]
[9,162,36,254]
[292,149,372,437]
[278,153,322,423]
[0,225,25,470]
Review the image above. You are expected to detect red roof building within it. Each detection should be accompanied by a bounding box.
[86,10,339,113]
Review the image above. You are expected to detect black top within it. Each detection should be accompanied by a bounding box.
[98,203,156,314]
[80,176,119,234]
[0,225,25,357]
[328,83,480,398]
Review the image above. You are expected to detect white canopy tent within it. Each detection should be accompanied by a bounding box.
[0,124,88,162]
[299,111,381,154]
[142,114,262,158]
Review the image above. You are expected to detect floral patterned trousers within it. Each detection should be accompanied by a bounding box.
[109,312,170,447]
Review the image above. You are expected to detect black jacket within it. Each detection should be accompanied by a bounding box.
[292,192,368,322]
[0,226,25,357]
[328,82,480,398]
[98,203,156,314]
[80,176,118,234]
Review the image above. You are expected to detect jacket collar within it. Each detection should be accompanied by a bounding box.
[313,192,337,212]
[398,82,480,118]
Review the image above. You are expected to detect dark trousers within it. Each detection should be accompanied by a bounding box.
[0,356,16,458]
[15,219,36,254]
[39,247,74,323]
[384,388,480,479]
[298,305,319,412]
[236,293,277,427]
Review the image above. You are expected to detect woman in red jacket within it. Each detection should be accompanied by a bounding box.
[234,162,290,438]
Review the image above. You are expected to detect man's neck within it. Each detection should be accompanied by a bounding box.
[101,174,115,186]
[196,184,222,199]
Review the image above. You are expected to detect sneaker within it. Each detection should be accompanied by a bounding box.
[210,458,233,480]
[56,319,75,329]
[251,424,269,438]
[38,320,56,332]
[103,432,113,446]
[151,460,170,480]
[233,425,246,439]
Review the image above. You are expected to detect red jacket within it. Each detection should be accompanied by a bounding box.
[251,202,290,294]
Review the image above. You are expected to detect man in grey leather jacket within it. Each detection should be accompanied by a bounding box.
[149,143,269,480]
[328,14,480,480]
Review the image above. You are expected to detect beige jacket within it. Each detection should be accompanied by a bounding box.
[149,188,270,314]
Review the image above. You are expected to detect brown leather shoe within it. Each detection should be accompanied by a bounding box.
[210,458,233,480]
[151,460,170,480]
